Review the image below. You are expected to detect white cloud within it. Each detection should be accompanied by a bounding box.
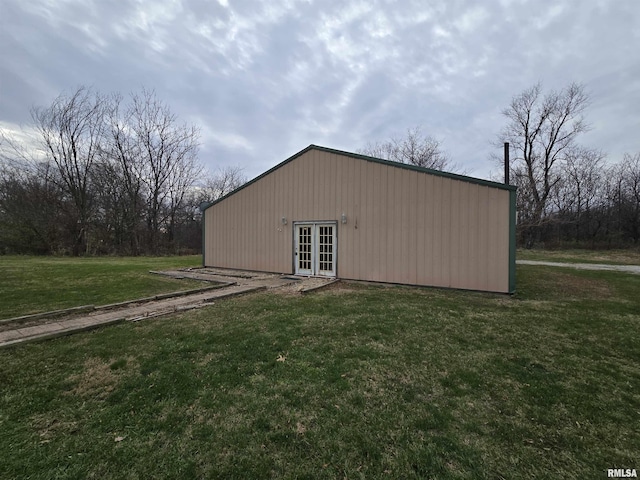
[432,25,451,39]
[454,6,489,33]
[203,127,254,153]
[0,121,46,161]
[533,3,565,29]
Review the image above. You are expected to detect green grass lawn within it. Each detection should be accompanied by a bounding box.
[0,255,203,319]
[1,262,639,478]
[517,247,640,265]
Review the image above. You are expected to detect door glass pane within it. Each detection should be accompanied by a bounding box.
[298,226,312,271]
[318,225,333,272]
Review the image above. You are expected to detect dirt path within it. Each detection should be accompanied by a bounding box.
[517,260,640,274]
[0,268,336,348]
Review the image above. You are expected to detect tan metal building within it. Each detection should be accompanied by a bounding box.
[202,145,516,293]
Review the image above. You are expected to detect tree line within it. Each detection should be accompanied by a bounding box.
[0,87,245,255]
[501,83,640,248]
[2,83,638,255]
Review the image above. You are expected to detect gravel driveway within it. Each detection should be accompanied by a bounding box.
[517,260,640,275]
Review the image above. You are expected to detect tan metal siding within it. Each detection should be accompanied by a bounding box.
[204,149,511,292]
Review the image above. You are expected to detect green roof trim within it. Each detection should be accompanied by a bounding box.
[201,144,516,211]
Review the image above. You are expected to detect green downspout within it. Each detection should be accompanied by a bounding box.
[508,189,517,294]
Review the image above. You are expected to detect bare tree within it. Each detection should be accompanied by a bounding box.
[127,89,201,252]
[102,93,146,254]
[31,87,108,255]
[554,148,606,242]
[199,166,247,202]
[360,126,456,171]
[2,87,208,255]
[619,153,640,242]
[500,82,590,247]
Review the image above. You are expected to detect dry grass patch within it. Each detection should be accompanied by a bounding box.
[66,356,135,400]
[315,280,363,295]
[546,271,613,299]
[31,414,79,443]
[517,267,614,301]
[587,250,640,264]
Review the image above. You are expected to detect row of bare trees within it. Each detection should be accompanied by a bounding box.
[518,151,640,248]
[501,82,640,248]
[0,87,246,255]
[2,83,638,254]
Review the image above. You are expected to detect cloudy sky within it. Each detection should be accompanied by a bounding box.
[1,0,638,180]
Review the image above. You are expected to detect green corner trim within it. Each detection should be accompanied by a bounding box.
[201,207,206,267]
[508,189,517,294]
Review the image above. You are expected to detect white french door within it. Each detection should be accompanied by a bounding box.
[295,224,314,275]
[294,223,336,277]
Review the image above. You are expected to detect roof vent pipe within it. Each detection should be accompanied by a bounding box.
[504,142,510,185]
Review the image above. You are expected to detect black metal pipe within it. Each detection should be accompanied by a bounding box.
[504,142,510,185]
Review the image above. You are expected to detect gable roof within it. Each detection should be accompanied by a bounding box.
[201,144,516,211]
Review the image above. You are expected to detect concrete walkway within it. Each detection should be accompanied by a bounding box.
[0,284,265,348]
[517,260,640,274]
[0,268,333,349]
